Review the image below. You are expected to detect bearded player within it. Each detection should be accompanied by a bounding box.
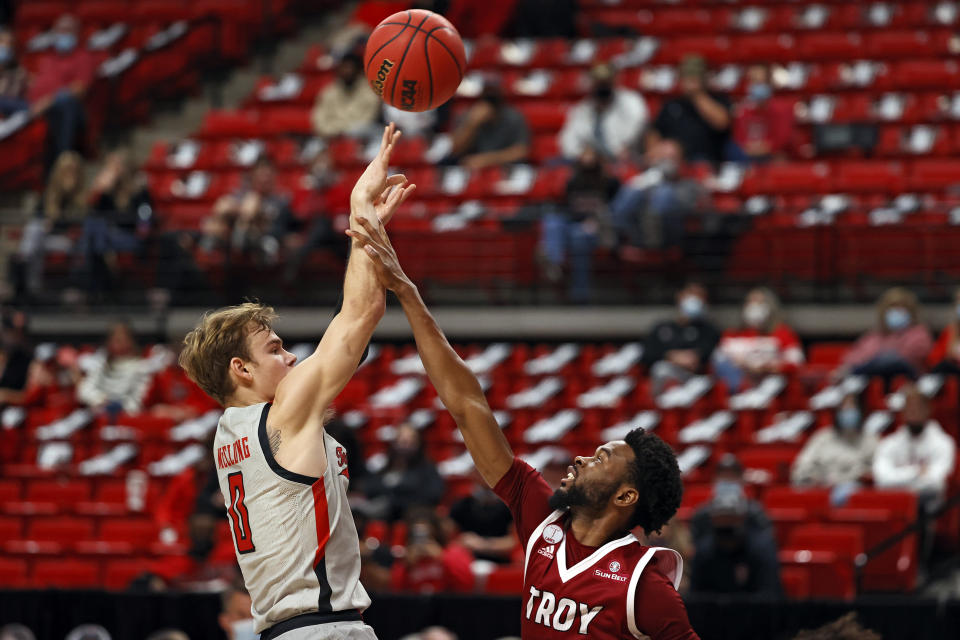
[179,124,414,640]
[347,216,700,640]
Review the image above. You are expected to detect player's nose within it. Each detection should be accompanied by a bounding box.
[574,456,586,467]
[285,351,297,366]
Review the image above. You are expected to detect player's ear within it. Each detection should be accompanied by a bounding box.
[615,485,639,508]
[229,356,253,382]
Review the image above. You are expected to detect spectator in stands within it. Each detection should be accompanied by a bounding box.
[400,628,458,640]
[690,453,774,544]
[450,474,516,563]
[610,139,704,252]
[539,146,619,303]
[155,436,222,548]
[730,64,795,163]
[0,624,35,640]
[0,309,31,405]
[218,585,257,640]
[648,55,732,167]
[76,321,157,419]
[643,283,721,395]
[390,507,474,594]
[927,286,960,375]
[362,422,445,521]
[690,481,782,596]
[12,150,86,302]
[874,384,956,507]
[645,518,694,595]
[792,613,881,640]
[311,52,380,138]
[80,150,154,298]
[713,287,804,392]
[145,631,189,640]
[791,392,879,506]
[64,626,111,640]
[558,62,648,162]
[28,14,98,170]
[449,80,530,169]
[143,344,219,422]
[835,287,932,382]
[0,28,28,117]
[201,155,296,261]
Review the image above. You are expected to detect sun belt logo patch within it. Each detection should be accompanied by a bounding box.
[608,561,621,573]
[542,524,564,545]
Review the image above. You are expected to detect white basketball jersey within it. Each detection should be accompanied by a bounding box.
[214,402,371,633]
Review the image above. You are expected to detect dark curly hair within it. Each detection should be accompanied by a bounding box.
[623,428,684,535]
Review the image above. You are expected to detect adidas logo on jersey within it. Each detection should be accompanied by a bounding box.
[538,544,555,560]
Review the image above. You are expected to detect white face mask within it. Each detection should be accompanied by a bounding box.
[743,302,770,328]
[231,619,259,640]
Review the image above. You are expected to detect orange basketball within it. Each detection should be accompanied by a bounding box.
[364,9,466,113]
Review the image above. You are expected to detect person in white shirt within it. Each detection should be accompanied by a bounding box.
[558,62,648,162]
[873,384,956,506]
[791,392,878,505]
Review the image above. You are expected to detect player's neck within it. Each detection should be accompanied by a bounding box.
[568,507,632,547]
[225,387,271,408]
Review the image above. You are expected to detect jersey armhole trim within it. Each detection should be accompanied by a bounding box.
[626,547,684,639]
[258,402,320,486]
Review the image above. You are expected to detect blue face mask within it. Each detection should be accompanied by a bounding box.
[679,296,704,318]
[885,307,911,331]
[54,33,77,54]
[836,407,861,432]
[0,46,12,65]
[713,479,743,499]
[748,83,772,102]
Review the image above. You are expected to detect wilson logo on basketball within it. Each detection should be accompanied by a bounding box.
[400,79,418,109]
[372,59,395,96]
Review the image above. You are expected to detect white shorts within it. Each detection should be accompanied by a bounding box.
[274,621,378,640]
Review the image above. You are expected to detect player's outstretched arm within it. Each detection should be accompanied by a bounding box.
[271,124,416,437]
[347,217,514,487]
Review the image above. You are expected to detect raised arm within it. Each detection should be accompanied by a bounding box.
[270,124,416,437]
[347,217,515,487]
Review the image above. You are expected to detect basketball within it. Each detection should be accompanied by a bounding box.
[364,9,466,113]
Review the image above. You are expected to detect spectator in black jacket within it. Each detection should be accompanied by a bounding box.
[643,283,720,395]
[362,423,445,522]
[690,454,774,544]
[450,475,516,563]
[648,55,732,167]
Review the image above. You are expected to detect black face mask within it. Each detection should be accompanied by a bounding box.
[907,422,925,436]
[593,85,613,101]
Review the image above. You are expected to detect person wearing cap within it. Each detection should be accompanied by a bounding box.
[449,79,530,170]
[642,283,721,396]
[689,456,782,595]
[311,52,380,138]
[558,62,648,162]
[791,391,878,506]
[730,64,795,163]
[648,55,732,167]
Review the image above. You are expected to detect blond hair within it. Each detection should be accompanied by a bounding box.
[43,151,86,221]
[179,303,277,405]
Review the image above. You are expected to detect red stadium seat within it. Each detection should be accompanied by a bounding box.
[25,479,92,505]
[28,517,96,545]
[104,558,153,591]
[32,559,100,588]
[485,565,524,594]
[0,479,21,505]
[0,516,23,540]
[99,518,159,547]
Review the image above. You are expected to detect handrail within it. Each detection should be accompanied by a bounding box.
[854,490,960,594]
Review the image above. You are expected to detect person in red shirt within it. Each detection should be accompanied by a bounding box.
[389,507,475,594]
[347,216,700,640]
[713,287,804,392]
[731,64,795,163]
[27,14,98,170]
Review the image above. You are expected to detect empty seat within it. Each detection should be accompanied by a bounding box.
[32,559,100,588]
[104,558,152,591]
[28,517,95,545]
[0,557,29,587]
[99,519,158,547]
[26,479,92,505]
[484,565,524,594]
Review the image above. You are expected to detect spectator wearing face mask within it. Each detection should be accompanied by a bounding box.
[311,52,380,138]
[713,287,804,392]
[448,79,530,170]
[643,283,721,395]
[610,138,705,252]
[28,14,98,171]
[689,455,781,595]
[218,586,257,640]
[390,507,474,594]
[0,27,28,117]
[791,392,878,506]
[539,146,619,304]
[558,62,648,162]
[361,423,445,522]
[835,287,932,382]
[730,64,795,163]
[927,287,960,375]
[648,55,732,167]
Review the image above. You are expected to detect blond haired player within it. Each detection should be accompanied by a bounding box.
[180,124,414,640]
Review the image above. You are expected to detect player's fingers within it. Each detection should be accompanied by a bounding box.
[397,183,417,204]
[356,215,385,240]
[385,174,407,188]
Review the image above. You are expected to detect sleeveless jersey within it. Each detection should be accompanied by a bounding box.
[522,510,682,639]
[213,402,371,633]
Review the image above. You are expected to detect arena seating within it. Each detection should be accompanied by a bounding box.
[126,0,960,295]
[1,339,957,597]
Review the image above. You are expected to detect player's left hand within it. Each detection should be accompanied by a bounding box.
[374,177,417,226]
[351,122,403,207]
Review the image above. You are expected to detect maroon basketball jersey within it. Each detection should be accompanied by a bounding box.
[521,510,682,639]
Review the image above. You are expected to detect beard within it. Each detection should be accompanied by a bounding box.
[548,480,617,513]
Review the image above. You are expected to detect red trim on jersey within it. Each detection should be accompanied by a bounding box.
[311,477,331,567]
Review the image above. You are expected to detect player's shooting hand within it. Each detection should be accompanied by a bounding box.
[351,122,403,206]
[346,216,412,292]
[374,178,417,226]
